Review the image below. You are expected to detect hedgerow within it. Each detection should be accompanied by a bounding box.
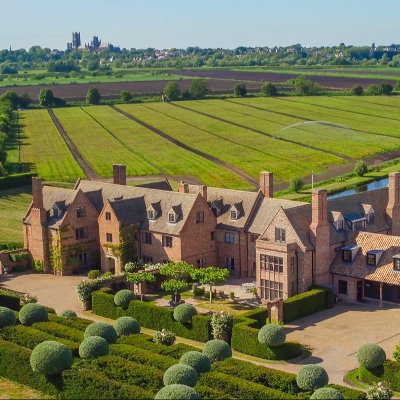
[283,289,326,323]
[174,303,197,324]
[19,303,48,326]
[0,290,21,310]
[84,322,117,344]
[31,321,84,342]
[48,313,92,331]
[359,360,400,391]
[180,351,211,374]
[296,365,329,391]
[155,384,202,400]
[310,387,344,399]
[326,384,366,400]
[202,339,232,363]
[194,384,232,399]
[258,324,286,347]
[163,364,199,387]
[114,289,135,308]
[79,336,109,359]
[356,343,386,369]
[114,316,140,336]
[0,306,16,328]
[30,341,73,375]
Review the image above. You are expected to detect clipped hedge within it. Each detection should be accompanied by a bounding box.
[359,360,400,391]
[310,387,344,399]
[283,289,326,323]
[84,322,117,344]
[197,371,298,399]
[163,363,199,387]
[180,351,211,374]
[0,306,16,328]
[79,336,109,359]
[310,285,335,309]
[0,290,20,311]
[155,384,202,400]
[92,290,212,342]
[31,321,84,342]
[114,316,140,336]
[194,384,232,399]
[231,308,301,360]
[48,313,92,331]
[0,173,34,190]
[19,303,48,326]
[326,384,366,400]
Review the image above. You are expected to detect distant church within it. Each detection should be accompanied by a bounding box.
[67,32,119,52]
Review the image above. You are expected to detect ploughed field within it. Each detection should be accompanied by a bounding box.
[17,96,400,189]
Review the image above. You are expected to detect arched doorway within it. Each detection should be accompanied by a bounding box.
[105,257,116,274]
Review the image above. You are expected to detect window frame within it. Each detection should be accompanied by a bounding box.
[196,211,204,224]
[290,256,295,273]
[163,235,173,248]
[394,258,400,271]
[168,213,176,223]
[230,210,238,220]
[75,226,89,240]
[225,232,234,244]
[141,231,152,244]
[342,249,352,262]
[148,210,155,220]
[106,233,113,243]
[105,212,111,221]
[337,220,344,230]
[76,206,86,218]
[366,253,376,266]
[338,280,348,295]
[275,227,286,243]
[143,255,153,263]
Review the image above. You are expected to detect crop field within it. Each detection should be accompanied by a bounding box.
[18,110,85,181]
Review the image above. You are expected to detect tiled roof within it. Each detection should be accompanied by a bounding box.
[331,231,400,285]
[136,180,172,191]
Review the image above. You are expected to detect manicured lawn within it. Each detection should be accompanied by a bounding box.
[19,110,85,181]
[0,377,50,399]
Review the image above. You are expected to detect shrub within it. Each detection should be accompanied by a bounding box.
[102,271,112,278]
[258,324,286,347]
[19,303,48,326]
[30,340,73,375]
[174,303,197,324]
[0,306,16,328]
[193,287,205,297]
[350,85,364,95]
[163,364,199,387]
[283,289,325,323]
[234,83,247,97]
[79,336,109,359]
[114,316,140,336]
[366,381,392,400]
[179,351,211,374]
[289,176,304,192]
[59,309,77,318]
[211,311,234,340]
[155,384,202,400]
[154,329,176,346]
[202,339,232,363]
[326,384,366,400]
[114,289,135,308]
[10,252,29,262]
[0,290,20,310]
[261,82,277,96]
[357,344,386,369]
[296,364,329,391]
[88,270,100,279]
[31,321,84,343]
[354,160,368,177]
[310,387,344,399]
[84,322,117,344]
[359,360,400,391]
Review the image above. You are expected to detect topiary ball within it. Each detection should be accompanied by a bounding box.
[19,303,48,326]
[296,365,329,391]
[79,336,109,359]
[155,384,202,400]
[30,340,73,375]
[356,343,386,369]
[174,303,197,324]
[310,387,344,399]
[258,324,286,347]
[114,316,141,336]
[202,339,232,363]
[179,351,211,374]
[163,364,199,387]
[84,322,117,344]
[60,309,77,318]
[114,289,135,308]
[0,306,16,328]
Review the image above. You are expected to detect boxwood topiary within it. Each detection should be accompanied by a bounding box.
[163,364,199,387]
[114,289,135,308]
[296,364,329,391]
[310,387,344,399]
[114,316,140,336]
[79,336,109,359]
[19,303,48,326]
[202,339,232,363]
[0,306,16,328]
[30,340,73,375]
[356,343,386,369]
[258,324,286,347]
[84,322,117,344]
[179,351,211,374]
[174,304,197,324]
[155,384,202,399]
[60,309,77,318]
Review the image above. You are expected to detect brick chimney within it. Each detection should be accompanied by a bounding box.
[259,171,273,198]
[386,172,400,235]
[113,164,126,185]
[309,189,330,285]
[198,185,207,200]
[32,177,43,209]
[178,181,189,193]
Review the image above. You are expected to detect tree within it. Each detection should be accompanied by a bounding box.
[289,176,304,192]
[191,267,229,303]
[396,80,400,92]
[164,81,181,101]
[365,84,380,96]
[294,76,320,95]
[38,89,54,107]
[233,83,247,97]
[379,83,393,95]
[87,60,99,71]
[120,91,134,102]
[18,93,32,109]
[261,82,277,96]
[354,160,368,177]
[86,87,101,105]
[126,272,156,301]
[350,85,364,96]
[189,78,209,98]
[159,261,194,297]
[1,91,19,109]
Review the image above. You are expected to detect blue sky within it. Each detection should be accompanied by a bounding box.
[2,0,400,50]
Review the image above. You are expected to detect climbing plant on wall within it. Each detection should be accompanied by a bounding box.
[119,225,137,266]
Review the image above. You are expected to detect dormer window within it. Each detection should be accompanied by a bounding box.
[53,208,60,219]
[337,220,344,230]
[368,212,374,223]
[366,253,376,266]
[393,255,400,271]
[342,250,352,262]
[168,213,176,223]
[362,204,374,224]
[341,244,361,262]
[230,210,238,220]
[148,210,155,220]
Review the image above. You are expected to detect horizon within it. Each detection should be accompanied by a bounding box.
[2,0,400,50]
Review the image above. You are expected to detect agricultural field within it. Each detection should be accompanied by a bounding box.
[18,110,85,181]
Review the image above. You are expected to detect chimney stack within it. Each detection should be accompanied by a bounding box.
[32,177,43,209]
[178,181,189,193]
[386,172,400,235]
[198,185,207,200]
[113,164,126,185]
[259,171,273,198]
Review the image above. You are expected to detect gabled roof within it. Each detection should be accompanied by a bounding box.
[136,180,172,191]
[331,231,400,285]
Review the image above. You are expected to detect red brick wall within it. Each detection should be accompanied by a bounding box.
[333,275,358,302]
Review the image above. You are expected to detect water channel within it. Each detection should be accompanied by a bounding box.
[327,178,389,200]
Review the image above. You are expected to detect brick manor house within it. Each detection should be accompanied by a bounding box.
[23,164,400,303]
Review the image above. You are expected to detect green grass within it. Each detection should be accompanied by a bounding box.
[0,186,32,244]
[19,110,85,181]
[0,377,50,399]
[3,112,20,174]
